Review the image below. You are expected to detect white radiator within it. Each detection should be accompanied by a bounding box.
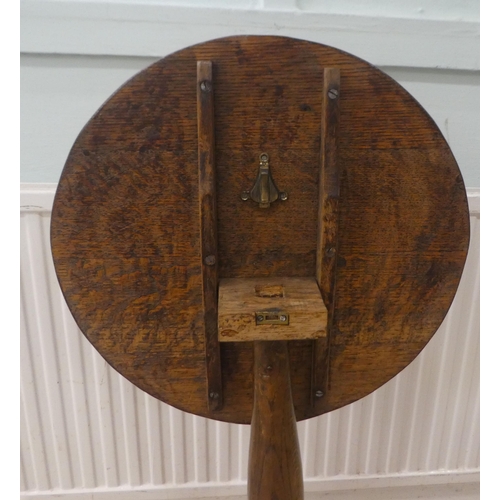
[20,184,480,499]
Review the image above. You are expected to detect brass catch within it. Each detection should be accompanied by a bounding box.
[241,153,287,208]
[255,311,290,325]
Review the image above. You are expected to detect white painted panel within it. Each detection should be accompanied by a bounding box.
[20,55,480,186]
[20,0,479,70]
[20,185,480,499]
[21,213,74,491]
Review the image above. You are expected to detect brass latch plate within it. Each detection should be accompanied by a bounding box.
[218,277,327,342]
[255,311,290,325]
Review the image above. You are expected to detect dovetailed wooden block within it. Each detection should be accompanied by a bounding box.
[218,277,327,342]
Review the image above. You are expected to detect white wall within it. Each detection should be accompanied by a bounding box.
[21,0,479,185]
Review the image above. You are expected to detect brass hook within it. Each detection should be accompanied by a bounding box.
[241,153,288,208]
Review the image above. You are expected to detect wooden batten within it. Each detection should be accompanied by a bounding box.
[197,60,223,411]
[313,67,341,405]
[218,277,327,342]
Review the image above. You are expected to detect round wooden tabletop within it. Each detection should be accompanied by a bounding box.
[51,36,469,423]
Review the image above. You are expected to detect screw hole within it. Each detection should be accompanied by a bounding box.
[204,255,216,266]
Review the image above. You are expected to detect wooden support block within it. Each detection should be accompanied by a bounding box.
[218,277,327,342]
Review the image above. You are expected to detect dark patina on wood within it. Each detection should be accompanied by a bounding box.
[313,67,341,406]
[197,61,223,411]
[51,36,470,424]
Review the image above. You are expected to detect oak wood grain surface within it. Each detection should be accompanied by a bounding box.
[51,36,469,423]
[218,277,327,342]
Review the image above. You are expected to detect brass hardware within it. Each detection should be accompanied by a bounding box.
[255,311,290,325]
[241,153,287,208]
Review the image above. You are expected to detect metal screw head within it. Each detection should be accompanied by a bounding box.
[241,191,250,201]
[256,315,264,322]
[209,392,219,399]
[204,255,216,266]
[200,80,212,92]
[260,153,269,162]
[315,390,324,398]
[280,315,287,322]
[279,192,288,201]
[326,247,335,257]
[327,88,338,100]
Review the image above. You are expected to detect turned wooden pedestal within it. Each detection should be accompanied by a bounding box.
[250,341,303,499]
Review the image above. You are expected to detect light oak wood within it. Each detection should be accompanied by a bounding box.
[218,277,327,342]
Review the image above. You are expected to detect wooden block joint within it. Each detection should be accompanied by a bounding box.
[218,277,327,342]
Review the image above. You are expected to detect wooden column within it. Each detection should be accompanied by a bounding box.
[248,341,304,500]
